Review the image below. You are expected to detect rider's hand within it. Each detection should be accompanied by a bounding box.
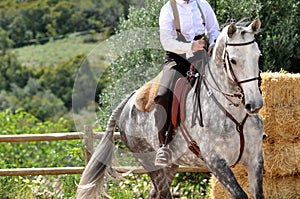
[191,38,205,52]
[208,44,215,56]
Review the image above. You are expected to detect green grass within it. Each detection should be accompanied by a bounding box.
[13,34,107,67]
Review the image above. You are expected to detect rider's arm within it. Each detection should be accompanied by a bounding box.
[199,0,220,47]
[159,3,194,54]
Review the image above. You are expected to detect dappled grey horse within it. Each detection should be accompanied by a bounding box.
[76,18,264,199]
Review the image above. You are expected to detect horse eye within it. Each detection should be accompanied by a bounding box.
[230,59,237,65]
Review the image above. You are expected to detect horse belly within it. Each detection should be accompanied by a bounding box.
[171,127,242,167]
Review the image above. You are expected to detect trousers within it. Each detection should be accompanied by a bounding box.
[154,51,191,145]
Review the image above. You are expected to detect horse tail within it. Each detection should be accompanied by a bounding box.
[76,92,135,199]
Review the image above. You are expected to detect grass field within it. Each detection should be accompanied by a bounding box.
[13,34,108,68]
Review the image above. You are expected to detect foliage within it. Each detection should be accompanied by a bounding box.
[0,52,32,91]
[98,0,165,127]
[171,172,211,198]
[0,78,67,121]
[0,51,103,122]
[257,0,300,72]
[213,0,261,25]
[212,0,299,72]
[0,0,143,47]
[106,174,150,198]
[37,54,87,110]
[0,108,84,198]
[0,27,14,55]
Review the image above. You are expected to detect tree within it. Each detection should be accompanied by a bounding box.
[0,52,31,91]
[0,78,67,121]
[257,0,299,72]
[0,27,14,55]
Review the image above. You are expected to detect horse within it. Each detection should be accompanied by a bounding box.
[76,18,264,199]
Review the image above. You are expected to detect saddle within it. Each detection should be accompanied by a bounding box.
[135,71,192,126]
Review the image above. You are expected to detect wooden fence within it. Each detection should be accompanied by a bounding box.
[0,125,209,176]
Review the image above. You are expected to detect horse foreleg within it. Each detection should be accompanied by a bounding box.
[245,151,264,199]
[206,154,248,199]
[165,164,179,185]
[147,168,173,199]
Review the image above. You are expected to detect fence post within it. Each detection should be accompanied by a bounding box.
[84,125,93,165]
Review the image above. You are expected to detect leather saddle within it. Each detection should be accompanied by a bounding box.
[135,71,193,128]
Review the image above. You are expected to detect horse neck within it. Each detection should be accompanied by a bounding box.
[208,38,233,92]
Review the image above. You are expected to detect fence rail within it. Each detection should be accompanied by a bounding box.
[0,126,209,176]
[0,132,121,142]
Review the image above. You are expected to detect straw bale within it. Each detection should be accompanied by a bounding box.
[260,72,300,107]
[263,141,300,177]
[260,105,300,142]
[263,176,300,199]
[210,164,300,199]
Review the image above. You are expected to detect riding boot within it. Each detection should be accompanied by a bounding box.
[154,94,173,167]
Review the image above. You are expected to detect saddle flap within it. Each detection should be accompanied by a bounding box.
[171,77,192,128]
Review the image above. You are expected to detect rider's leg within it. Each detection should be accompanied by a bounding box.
[154,52,190,166]
[155,68,176,166]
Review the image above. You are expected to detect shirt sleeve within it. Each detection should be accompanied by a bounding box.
[201,0,220,46]
[159,4,194,54]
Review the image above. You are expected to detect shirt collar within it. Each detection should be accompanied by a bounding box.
[175,0,196,5]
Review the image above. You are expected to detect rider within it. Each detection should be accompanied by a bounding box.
[155,0,220,166]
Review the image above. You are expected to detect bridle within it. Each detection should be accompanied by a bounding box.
[223,39,260,88]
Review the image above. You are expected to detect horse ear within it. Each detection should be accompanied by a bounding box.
[227,23,237,38]
[250,18,261,33]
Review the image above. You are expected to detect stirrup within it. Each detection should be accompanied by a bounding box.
[155,146,172,167]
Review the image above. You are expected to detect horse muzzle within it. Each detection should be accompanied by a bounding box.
[244,97,263,114]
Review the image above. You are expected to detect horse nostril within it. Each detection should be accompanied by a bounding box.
[245,104,252,111]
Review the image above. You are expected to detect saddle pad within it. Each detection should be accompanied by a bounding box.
[135,71,162,112]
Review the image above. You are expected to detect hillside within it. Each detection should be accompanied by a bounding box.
[12,34,108,68]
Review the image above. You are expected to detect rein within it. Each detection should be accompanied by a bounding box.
[191,39,259,165]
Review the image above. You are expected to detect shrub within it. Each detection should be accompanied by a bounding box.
[0,108,84,198]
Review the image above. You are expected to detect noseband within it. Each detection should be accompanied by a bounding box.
[223,39,259,87]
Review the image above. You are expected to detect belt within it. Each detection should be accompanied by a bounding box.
[194,34,205,40]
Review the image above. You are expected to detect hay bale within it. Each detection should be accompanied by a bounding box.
[263,141,300,177]
[210,164,300,199]
[264,176,300,199]
[260,105,300,142]
[260,72,300,107]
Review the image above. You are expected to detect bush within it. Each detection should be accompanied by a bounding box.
[258,0,300,72]
[0,52,32,91]
[0,108,84,198]
[0,78,67,121]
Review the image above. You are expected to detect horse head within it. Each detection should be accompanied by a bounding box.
[218,18,263,114]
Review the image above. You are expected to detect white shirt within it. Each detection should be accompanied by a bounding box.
[159,0,220,55]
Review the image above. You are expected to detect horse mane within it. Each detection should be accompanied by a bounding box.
[220,18,251,31]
